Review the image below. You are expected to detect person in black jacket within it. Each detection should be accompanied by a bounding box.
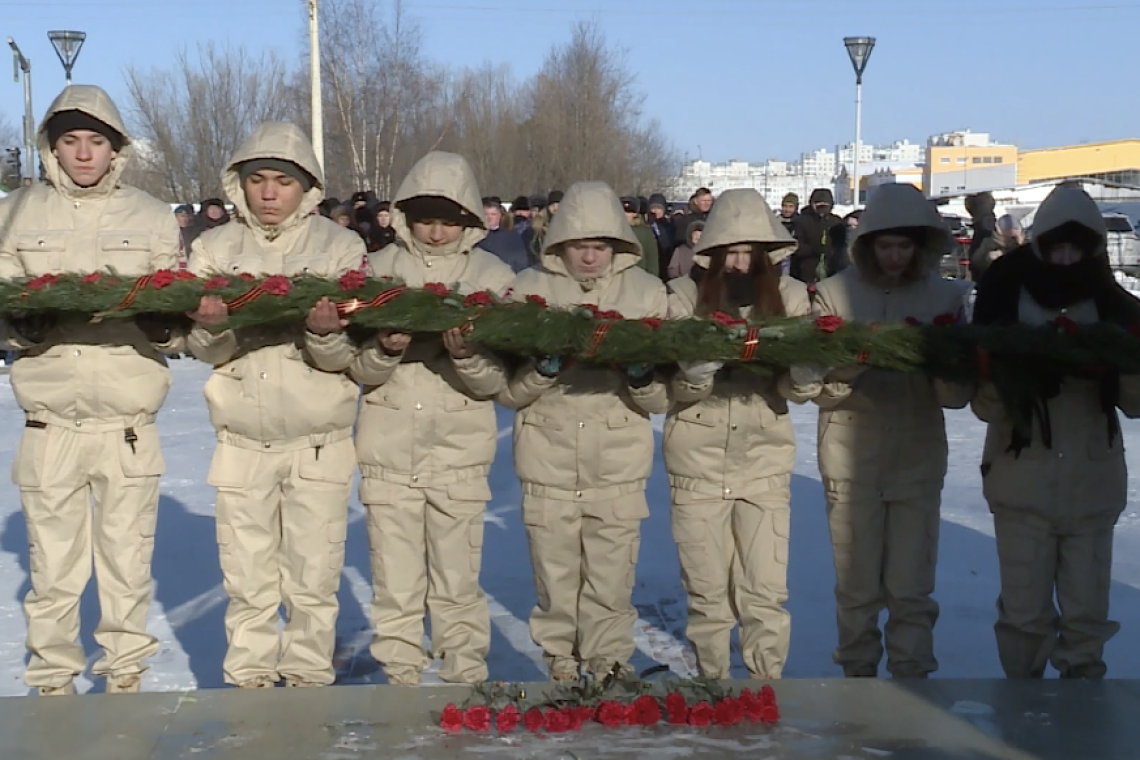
[790,188,842,284]
[481,197,530,273]
[647,193,676,275]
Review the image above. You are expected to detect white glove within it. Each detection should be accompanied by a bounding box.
[789,364,829,387]
[678,360,723,386]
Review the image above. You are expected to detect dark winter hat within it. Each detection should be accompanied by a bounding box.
[621,196,641,214]
[399,195,480,227]
[547,190,564,205]
[648,193,667,210]
[482,195,503,208]
[238,158,316,192]
[46,109,124,152]
[512,195,530,211]
[809,188,834,206]
[782,193,799,206]
[350,191,370,205]
[173,204,194,215]
[377,200,391,212]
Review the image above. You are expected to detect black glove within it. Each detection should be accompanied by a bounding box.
[8,312,56,344]
[135,313,190,344]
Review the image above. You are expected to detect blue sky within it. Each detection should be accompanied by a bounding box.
[1,0,1136,167]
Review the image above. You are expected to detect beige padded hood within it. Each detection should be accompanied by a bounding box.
[391,151,487,259]
[1030,185,1107,259]
[37,85,132,199]
[692,188,797,267]
[222,121,325,239]
[851,183,952,279]
[540,181,642,278]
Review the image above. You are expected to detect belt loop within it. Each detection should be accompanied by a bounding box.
[24,420,47,429]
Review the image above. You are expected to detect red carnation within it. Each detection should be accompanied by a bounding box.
[80,272,103,284]
[710,310,746,328]
[151,269,177,289]
[665,692,689,725]
[688,701,714,728]
[204,276,231,291]
[642,317,663,331]
[26,273,59,291]
[463,705,492,732]
[175,269,198,281]
[856,350,871,364]
[339,270,366,291]
[261,275,292,297]
[1054,315,1078,335]
[933,312,959,327]
[495,704,520,734]
[543,707,571,733]
[760,685,777,703]
[238,272,257,282]
[905,316,921,326]
[440,704,464,733]
[524,707,545,733]
[596,309,624,321]
[526,294,548,307]
[815,315,844,333]
[424,282,451,297]
[568,706,593,730]
[595,700,626,728]
[760,702,780,724]
[713,697,744,726]
[629,695,662,726]
[464,290,496,308]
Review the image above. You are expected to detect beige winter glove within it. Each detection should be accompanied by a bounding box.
[678,360,723,386]
[789,364,830,387]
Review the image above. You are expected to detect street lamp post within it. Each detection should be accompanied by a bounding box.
[844,36,876,206]
[48,30,86,85]
[7,38,34,181]
[308,0,324,172]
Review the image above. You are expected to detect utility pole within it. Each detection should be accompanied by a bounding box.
[308,0,324,172]
[8,38,34,182]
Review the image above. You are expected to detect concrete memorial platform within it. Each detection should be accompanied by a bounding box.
[0,679,1135,759]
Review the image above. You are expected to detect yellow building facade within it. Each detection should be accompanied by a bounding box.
[1018,140,1140,186]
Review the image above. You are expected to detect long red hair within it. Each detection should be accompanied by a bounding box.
[696,245,786,318]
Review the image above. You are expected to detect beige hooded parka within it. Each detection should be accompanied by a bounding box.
[187,121,366,450]
[499,181,670,501]
[0,85,182,429]
[665,188,812,500]
[346,151,514,491]
[812,184,972,499]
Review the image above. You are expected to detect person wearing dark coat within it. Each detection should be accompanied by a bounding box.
[790,188,842,284]
[823,210,862,278]
[481,197,530,273]
[778,193,800,237]
[511,195,532,236]
[184,197,230,248]
[646,193,676,276]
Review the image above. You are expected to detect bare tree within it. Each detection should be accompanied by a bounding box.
[123,43,296,202]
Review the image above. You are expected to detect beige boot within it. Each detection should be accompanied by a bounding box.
[37,682,76,697]
[236,676,278,689]
[383,667,421,686]
[106,675,142,695]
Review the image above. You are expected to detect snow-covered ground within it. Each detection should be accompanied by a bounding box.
[1,359,1140,697]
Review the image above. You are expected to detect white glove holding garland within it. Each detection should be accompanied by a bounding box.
[789,364,829,387]
[678,360,723,386]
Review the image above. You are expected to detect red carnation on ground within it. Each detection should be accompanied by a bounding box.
[203,275,230,291]
[629,695,662,726]
[642,317,663,331]
[238,272,257,282]
[933,312,959,327]
[759,702,780,724]
[80,272,103,284]
[175,269,198,281]
[464,291,496,308]
[905,316,921,326]
[815,315,844,333]
[26,273,60,291]
[262,275,292,297]
[568,706,593,730]
[495,704,520,734]
[463,705,492,732]
[439,704,464,733]
[1054,315,1078,335]
[710,310,745,328]
[713,697,744,727]
[525,294,547,307]
[543,707,571,733]
[151,269,177,289]
[665,692,689,725]
[339,270,366,291]
[423,282,450,297]
[595,700,627,728]
[524,707,545,732]
[688,701,714,728]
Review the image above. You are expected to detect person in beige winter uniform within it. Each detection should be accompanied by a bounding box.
[807,183,971,678]
[664,189,814,680]
[972,186,1140,679]
[499,182,669,681]
[334,152,513,685]
[186,122,365,688]
[0,86,182,695]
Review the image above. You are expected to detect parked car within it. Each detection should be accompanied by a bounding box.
[1103,213,1140,274]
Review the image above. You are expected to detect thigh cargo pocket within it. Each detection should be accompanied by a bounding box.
[12,425,54,489]
[297,439,357,485]
[118,425,165,482]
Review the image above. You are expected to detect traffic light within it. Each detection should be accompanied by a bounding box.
[2,147,21,190]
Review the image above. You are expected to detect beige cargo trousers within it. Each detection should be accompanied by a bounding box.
[16,417,164,690]
[209,434,355,687]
